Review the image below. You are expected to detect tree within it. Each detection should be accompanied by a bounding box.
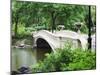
[12,1,26,37]
[12,1,96,37]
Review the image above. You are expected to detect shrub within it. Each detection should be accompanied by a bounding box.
[63,49,96,71]
[31,46,96,73]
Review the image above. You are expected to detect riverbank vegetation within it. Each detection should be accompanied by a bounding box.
[31,45,96,73]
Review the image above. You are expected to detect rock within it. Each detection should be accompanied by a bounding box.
[17,66,31,74]
[18,43,25,48]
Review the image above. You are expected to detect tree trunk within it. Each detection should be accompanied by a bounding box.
[51,11,56,32]
[14,15,18,38]
[88,6,93,50]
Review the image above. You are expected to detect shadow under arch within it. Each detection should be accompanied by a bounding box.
[36,38,52,50]
[77,39,82,48]
[36,38,52,61]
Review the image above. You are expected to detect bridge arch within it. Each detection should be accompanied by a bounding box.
[33,30,88,52]
[36,38,52,49]
[36,38,56,52]
[77,39,82,48]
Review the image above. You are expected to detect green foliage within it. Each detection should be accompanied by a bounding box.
[65,49,96,71]
[31,45,96,73]
[80,24,88,33]
[13,23,32,39]
[18,24,26,35]
[31,47,72,72]
[12,1,96,38]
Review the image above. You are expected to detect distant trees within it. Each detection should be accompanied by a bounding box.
[12,1,96,37]
[12,1,28,37]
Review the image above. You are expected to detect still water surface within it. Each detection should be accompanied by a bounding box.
[11,48,51,71]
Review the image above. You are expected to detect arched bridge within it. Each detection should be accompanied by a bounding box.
[33,30,88,52]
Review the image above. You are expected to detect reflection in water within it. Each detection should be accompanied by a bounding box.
[11,48,52,71]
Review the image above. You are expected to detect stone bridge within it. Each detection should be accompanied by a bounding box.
[33,30,95,52]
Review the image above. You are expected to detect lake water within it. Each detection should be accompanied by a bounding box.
[11,48,51,71]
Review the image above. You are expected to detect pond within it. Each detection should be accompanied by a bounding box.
[11,48,52,71]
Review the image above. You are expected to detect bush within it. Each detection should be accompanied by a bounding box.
[63,49,96,71]
[31,46,96,73]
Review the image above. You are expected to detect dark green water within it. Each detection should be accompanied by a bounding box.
[11,48,51,71]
